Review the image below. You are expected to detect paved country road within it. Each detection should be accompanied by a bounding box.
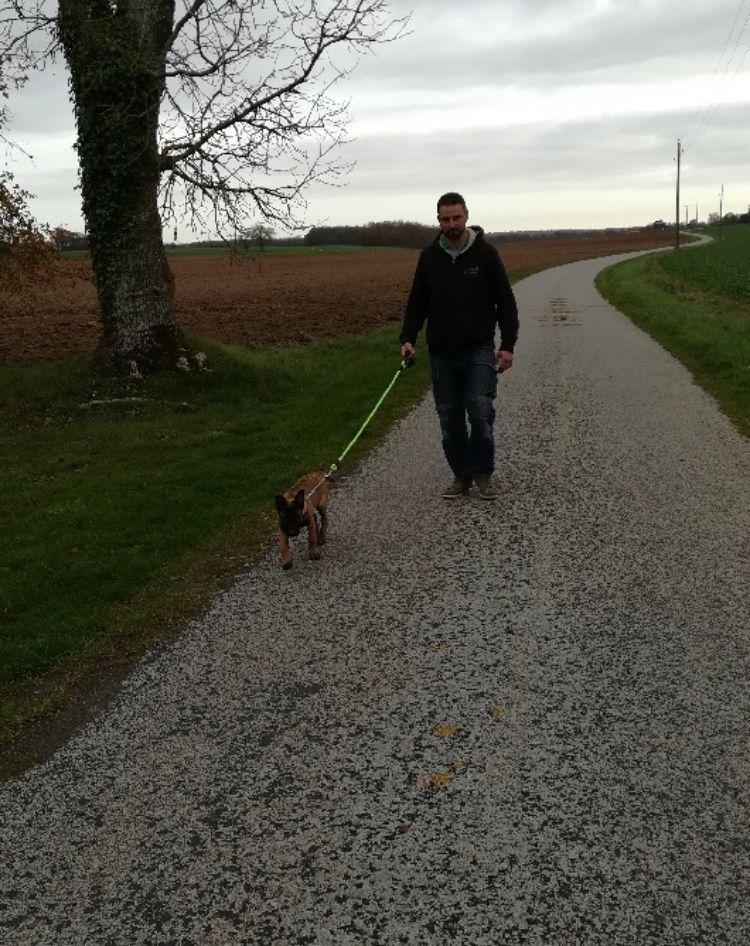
[2,251,749,946]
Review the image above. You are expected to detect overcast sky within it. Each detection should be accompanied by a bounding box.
[5,0,750,237]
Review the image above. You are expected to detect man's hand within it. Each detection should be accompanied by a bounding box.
[496,349,513,373]
[401,342,416,364]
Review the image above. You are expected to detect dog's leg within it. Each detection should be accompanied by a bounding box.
[317,505,328,546]
[278,531,293,570]
[306,515,321,561]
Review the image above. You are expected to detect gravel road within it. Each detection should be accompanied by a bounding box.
[2,250,748,945]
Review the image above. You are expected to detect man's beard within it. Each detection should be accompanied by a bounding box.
[446,227,464,241]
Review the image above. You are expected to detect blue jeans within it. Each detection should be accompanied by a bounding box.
[430,346,497,480]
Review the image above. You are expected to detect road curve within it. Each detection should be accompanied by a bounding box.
[2,250,749,945]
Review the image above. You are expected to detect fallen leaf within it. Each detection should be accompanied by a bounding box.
[419,772,455,790]
[419,760,469,790]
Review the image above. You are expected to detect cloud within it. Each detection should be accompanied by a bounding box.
[304,98,749,230]
[6,67,73,136]
[3,0,749,233]
[354,0,742,87]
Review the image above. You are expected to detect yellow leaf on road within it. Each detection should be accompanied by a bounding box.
[419,772,455,790]
[419,760,469,791]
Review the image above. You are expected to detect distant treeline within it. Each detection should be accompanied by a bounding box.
[302,220,635,248]
[303,218,748,249]
[305,220,436,248]
[51,213,750,255]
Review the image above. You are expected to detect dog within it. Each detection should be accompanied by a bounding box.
[274,472,330,570]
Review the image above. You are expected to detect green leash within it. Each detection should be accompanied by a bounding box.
[307,359,412,497]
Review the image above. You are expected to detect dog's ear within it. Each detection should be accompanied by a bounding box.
[294,489,306,510]
[274,494,287,512]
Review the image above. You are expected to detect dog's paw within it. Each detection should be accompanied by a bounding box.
[309,548,322,561]
[282,559,293,570]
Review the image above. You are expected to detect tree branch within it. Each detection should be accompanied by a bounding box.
[165,0,207,51]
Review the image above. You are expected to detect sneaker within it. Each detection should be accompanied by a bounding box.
[442,477,472,499]
[475,474,500,500]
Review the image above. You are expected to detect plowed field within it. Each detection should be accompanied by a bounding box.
[1,230,676,365]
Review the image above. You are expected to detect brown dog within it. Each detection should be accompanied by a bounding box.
[274,472,330,570]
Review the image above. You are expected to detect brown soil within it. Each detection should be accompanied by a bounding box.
[0,230,675,365]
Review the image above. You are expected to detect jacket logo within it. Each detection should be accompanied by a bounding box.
[463,266,480,278]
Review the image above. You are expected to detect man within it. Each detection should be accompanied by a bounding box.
[400,192,519,500]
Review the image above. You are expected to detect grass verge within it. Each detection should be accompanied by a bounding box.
[596,228,750,439]
[0,327,429,770]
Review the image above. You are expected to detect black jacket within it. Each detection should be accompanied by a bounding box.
[400,227,519,356]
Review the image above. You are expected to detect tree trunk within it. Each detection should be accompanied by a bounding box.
[58,1,186,374]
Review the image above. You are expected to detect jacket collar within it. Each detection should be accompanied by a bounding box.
[438,225,480,258]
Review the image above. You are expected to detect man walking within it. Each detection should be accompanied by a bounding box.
[400,192,519,499]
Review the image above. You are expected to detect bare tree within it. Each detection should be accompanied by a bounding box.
[0,2,407,373]
[245,222,274,251]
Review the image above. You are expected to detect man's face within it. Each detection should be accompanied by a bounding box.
[437,203,468,242]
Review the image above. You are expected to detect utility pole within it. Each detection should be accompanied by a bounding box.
[719,184,724,241]
[685,205,689,226]
[675,139,682,249]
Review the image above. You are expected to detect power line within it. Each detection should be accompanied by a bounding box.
[682,0,750,151]
[682,0,747,144]
[693,6,750,145]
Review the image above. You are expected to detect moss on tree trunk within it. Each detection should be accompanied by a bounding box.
[59,1,188,374]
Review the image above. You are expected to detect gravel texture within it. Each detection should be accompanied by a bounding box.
[2,251,748,945]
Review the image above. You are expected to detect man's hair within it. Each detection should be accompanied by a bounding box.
[437,192,467,212]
